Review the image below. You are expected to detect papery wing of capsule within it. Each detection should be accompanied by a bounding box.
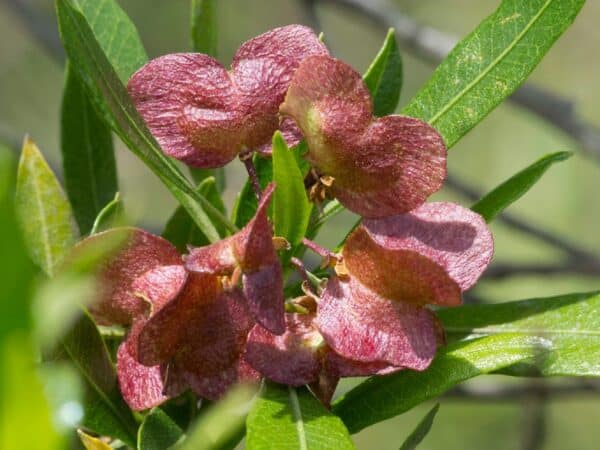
[116,343,186,411]
[245,314,322,386]
[361,202,494,291]
[184,237,236,275]
[71,228,183,326]
[128,26,328,167]
[315,276,438,370]
[326,352,403,377]
[280,55,446,218]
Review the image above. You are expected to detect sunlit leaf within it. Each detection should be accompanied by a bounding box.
[334,290,600,433]
[247,384,355,450]
[402,0,585,148]
[272,131,312,253]
[471,151,571,222]
[363,28,402,117]
[78,429,113,450]
[16,137,79,276]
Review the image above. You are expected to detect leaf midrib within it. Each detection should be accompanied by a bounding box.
[30,156,54,275]
[428,0,554,126]
[288,387,308,450]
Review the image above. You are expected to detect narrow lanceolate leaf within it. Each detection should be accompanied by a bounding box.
[90,192,124,235]
[138,408,183,450]
[191,0,218,56]
[399,404,440,450]
[16,138,78,276]
[334,290,600,433]
[439,290,600,376]
[247,384,355,450]
[402,0,585,148]
[232,154,273,228]
[177,385,256,450]
[163,177,227,252]
[76,0,148,81]
[56,0,234,242]
[61,66,117,234]
[333,333,541,433]
[363,28,402,117]
[272,132,312,250]
[58,311,138,447]
[471,151,571,222]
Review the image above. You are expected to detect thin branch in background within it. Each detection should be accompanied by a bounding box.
[520,383,548,450]
[444,380,599,401]
[316,0,600,163]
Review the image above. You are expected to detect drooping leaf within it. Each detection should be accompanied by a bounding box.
[176,385,256,450]
[398,404,440,450]
[90,192,124,235]
[402,0,586,148]
[439,290,600,376]
[75,0,148,82]
[246,384,355,450]
[15,137,79,276]
[61,66,118,234]
[471,151,571,222]
[191,0,218,57]
[363,28,402,117]
[231,154,273,228]
[163,177,227,252]
[138,408,184,450]
[272,131,312,252]
[57,311,138,447]
[55,0,234,242]
[334,290,600,433]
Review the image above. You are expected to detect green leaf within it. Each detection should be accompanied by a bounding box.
[272,132,312,250]
[334,290,600,433]
[75,0,148,82]
[163,176,227,252]
[90,192,124,235]
[402,0,585,148]
[138,408,183,450]
[55,0,235,242]
[191,0,218,56]
[231,154,273,228]
[0,147,34,338]
[177,385,255,450]
[1,334,64,450]
[439,290,600,376]
[399,404,439,450]
[16,137,79,276]
[471,151,571,222]
[247,384,355,450]
[58,311,138,447]
[363,28,403,117]
[61,66,118,235]
[333,333,541,433]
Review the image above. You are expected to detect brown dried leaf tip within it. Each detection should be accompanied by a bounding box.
[128,25,328,167]
[280,55,448,217]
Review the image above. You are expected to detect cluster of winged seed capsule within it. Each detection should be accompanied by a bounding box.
[73,25,493,410]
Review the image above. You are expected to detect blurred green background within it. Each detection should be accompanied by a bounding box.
[1,0,598,449]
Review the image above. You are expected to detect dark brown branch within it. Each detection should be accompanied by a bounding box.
[316,0,600,162]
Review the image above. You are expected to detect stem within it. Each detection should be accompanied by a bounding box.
[240,150,262,200]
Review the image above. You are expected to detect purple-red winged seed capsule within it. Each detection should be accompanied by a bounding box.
[128,25,328,168]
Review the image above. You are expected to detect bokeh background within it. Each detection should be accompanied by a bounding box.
[1,0,598,449]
